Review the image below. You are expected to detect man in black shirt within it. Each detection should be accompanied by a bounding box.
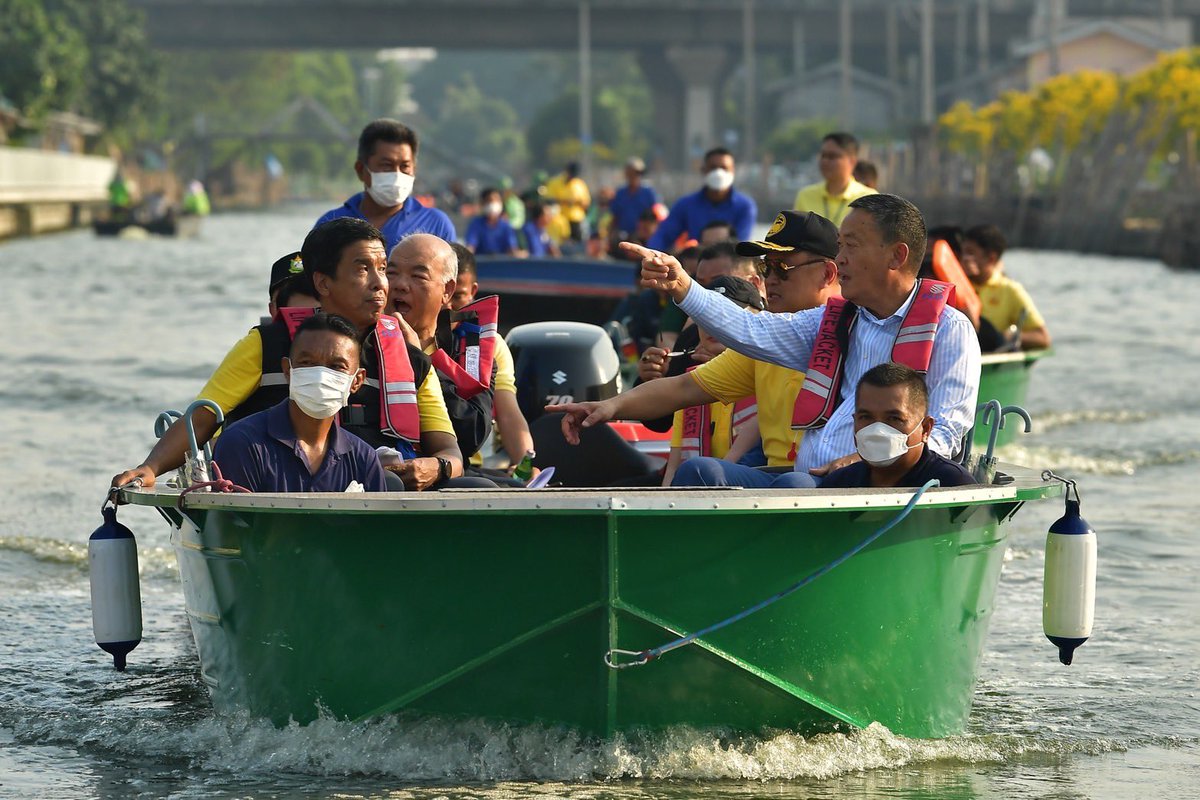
[820,363,975,489]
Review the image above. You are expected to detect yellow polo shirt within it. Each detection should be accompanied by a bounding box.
[689,349,804,467]
[976,270,1046,332]
[792,178,876,226]
[545,174,591,224]
[199,328,454,435]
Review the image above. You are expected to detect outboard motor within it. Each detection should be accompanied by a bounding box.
[507,322,621,423]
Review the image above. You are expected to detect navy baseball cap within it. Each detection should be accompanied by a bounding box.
[736,211,839,259]
[269,252,304,294]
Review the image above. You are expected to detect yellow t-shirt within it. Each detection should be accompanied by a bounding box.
[197,328,454,436]
[545,174,591,223]
[690,349,804,467]
[976,270,1046,333]
[792,178,876,227]
[669,401,734,459]
[493,336,516,395]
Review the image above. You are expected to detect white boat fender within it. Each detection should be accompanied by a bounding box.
[89,504,142,671]
[1042,477,1096,666]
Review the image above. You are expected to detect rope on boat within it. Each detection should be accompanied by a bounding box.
[177,460,250,510]
[604,478,941,670]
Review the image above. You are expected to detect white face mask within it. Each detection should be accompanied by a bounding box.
[288,365,355,420]
[705,168,735,192]
[365,170,414,208]
[855,420,923,467]
[484,201,503,218]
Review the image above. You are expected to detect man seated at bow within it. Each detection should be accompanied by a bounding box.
[627,193,980,481]
[213,313,388,492]
[820,363,975,489]
[111,217,464,494]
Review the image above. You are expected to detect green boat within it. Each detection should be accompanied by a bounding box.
[123,465,1060,739]
[974,349,1050,449]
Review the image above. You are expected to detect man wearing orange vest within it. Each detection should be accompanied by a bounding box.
[111,218,463,494]
[627,193,980,479]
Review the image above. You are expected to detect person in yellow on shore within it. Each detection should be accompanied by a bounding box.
[961,224,1051,350]
[544,162,591,242]
[663,276,764,486]
[793,132,877,227]
[448,244,536,475]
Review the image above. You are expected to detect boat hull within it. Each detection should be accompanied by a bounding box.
[975,350,1049,448]
[133,475,1057,739]
[474,256,635,332]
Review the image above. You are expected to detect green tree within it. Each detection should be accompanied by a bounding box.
[0,0,86,121]
[762,118,836,164]
[433,73,526,172]
[45,0,162,131]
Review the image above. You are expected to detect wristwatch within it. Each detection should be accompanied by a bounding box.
[435,456,452,483]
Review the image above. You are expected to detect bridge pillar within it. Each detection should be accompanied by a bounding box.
[641,46,732,171]
[666,46,732,170]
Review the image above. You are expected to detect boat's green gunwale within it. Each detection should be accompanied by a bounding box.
[122,462,1060,516]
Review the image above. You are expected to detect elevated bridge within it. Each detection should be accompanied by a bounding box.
[131,0,1197,167]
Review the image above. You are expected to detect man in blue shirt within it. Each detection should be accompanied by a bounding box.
[819,363,975,489]
[213,313,388,493]
[314,119,456,252]
[518,203,559,257]
[464,187,519,255]
[646,147,757,251]
[609,157,661,236]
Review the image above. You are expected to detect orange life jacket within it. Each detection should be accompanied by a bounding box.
[790,279,953,430]
[369,314,422,444]
[429,295,499,400]
[930,239,981,323]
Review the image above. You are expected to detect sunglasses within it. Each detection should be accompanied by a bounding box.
[757,256,828,281]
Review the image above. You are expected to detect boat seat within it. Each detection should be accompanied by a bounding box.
[530,413,662,487]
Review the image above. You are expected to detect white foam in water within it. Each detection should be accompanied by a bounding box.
[0,707,1137,785]
[0,535,179,580]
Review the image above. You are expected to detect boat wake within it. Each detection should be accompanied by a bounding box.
[0,535,179,580]
[997,443,1200,475]
[1032,408,1156,433]
[0,705,1151,784]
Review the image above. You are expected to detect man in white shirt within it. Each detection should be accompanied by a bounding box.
[610,193,980,480]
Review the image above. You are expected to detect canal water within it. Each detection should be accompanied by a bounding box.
[1,207,1197,798]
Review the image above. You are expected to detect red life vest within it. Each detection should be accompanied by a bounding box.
[429,295,499,400]
[373,314,422,444]
[679,365,758,461]
[790,279,954,430]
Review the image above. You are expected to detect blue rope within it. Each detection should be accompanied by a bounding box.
[605,479,940,669]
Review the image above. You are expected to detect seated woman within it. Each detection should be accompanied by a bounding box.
[213,313,387,492]
[820,363,975,489]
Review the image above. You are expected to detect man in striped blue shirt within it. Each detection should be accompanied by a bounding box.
[623,194,980,479]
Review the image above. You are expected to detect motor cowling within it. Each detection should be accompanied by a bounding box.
[507,321,621,423]
[89,506,142,671]
[1043,497,1097,665]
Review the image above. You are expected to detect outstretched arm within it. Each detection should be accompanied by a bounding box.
[622,241,820,371]
[547,372,715,445]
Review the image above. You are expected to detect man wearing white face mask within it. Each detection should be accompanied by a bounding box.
[212,313,389,493]
[315,119,456,252]
[646,147,757,251]
[819,363,974,489]
[464,187,520,255]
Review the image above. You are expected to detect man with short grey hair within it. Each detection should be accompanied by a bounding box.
[386,234,497,471]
